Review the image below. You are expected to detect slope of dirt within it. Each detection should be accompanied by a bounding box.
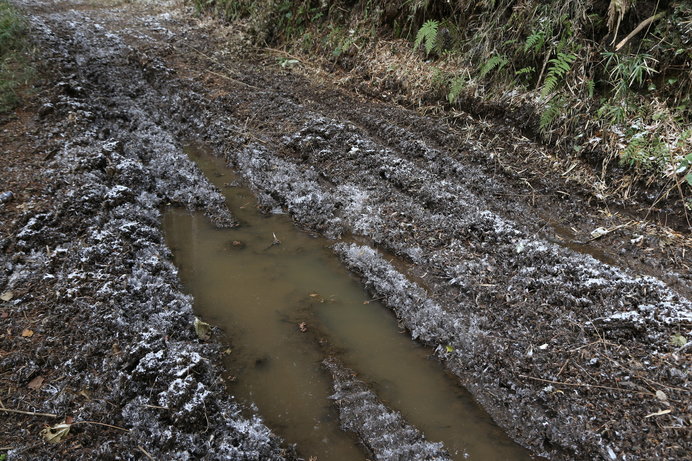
[1,0,690,460]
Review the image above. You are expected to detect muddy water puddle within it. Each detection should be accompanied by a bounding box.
[164,145,534,460]
[543,217,617,266]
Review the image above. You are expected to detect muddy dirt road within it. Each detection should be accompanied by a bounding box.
[1,0,690,459]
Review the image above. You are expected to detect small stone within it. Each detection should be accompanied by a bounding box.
[590,227,609,239]
[38,103,55,117]
[0,191,13,204]
[230,240,246,249]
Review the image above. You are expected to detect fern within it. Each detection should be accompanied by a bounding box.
[447,75,466,104]
[414,20,439,56]
[539,96,565,132]
[541,52,576,97]
[585,79,595,98]
[515,66,535,76]
[523,30,545,54]
[596,102,627,125]
[479,54,508,79]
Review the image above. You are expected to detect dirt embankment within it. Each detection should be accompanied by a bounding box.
[1,0,690,460]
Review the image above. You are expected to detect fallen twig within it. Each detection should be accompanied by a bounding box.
[615,11,666,51]
[172,41,261,90]
[0,407,58,418]
[138,445,156,460]
[263,47,305,64]
[73,420,129,432]
[519,374,655,396]
[205,69,259,90]
[143,403,169,410]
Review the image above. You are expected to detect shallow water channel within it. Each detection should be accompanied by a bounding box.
[163,145,535,461]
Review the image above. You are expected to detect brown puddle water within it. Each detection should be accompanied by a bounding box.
[545,219,617,266]
[163,145,535,461]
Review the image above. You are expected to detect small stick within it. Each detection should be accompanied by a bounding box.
[176,43,261,90]
[143,404,169,410]
[271,232,281,246]
[615,11,666,51]
[556,359,570,379]
[0,408,58,418]
[73,421,129,432]
[138,445,156,460]
[519,374,655,396]
[263,47,305,64]
[206,69,258,90]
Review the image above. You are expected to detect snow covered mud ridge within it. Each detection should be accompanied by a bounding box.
[323,358,451,461]
[2,2,292,460]
[3,0,690,459]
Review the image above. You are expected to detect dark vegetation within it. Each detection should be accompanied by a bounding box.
[0,0,32,114]
[193,0,692,219]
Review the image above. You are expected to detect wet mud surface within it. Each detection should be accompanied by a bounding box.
[1,0,690,459]
[163,146,533,461]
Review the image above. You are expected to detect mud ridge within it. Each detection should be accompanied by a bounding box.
[323,357,452,461]
[2,2,293,459]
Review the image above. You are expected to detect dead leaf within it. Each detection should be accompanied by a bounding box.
[41,422,71,443]
[0,291,13,302]
[1,311,7,318]
[28,375,44,390]
[298,322,308,333]
[644,408,672,418]
[670,334,686,347]
[64,416,74,425]
[655,390,668,402]
[193,317,211,340]
[590,227,610,239]
[21,329,34,338]
[308,292,328,303]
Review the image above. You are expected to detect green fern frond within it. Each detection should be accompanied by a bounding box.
[524,30,545,54]
[515,66,535,76]
[540,52,576,97]
[539,96,565,132]
[414,20,439,56]
[479,54,508,79]
[585,79,595,98]
[447,75,466,104]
